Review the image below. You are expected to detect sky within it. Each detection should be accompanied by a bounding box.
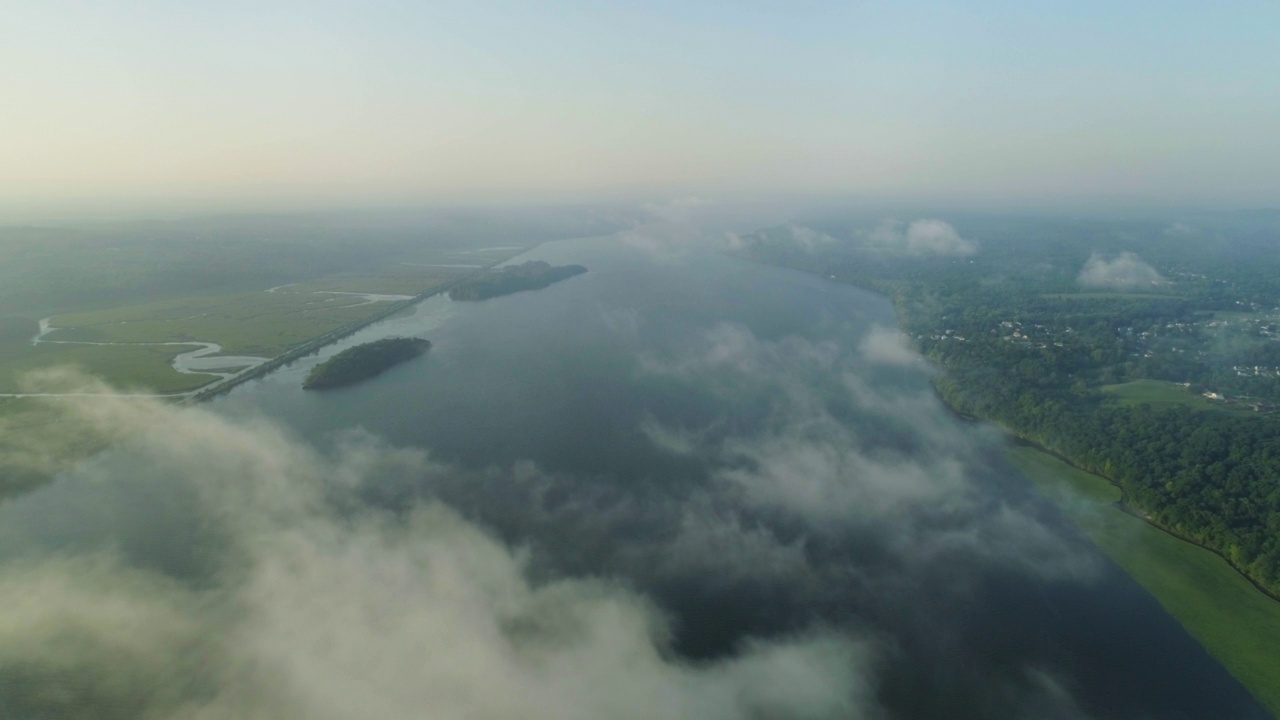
[3,1,1279,218]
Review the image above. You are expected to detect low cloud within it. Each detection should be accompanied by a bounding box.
[859,325,928,369]
[0,346,1110,719]
[638,323,1097,582]
[642,196,711,222]
[0,374,874,720]
[865,219,977,257]
[1077,251,1166,289]
[725,223,838,255]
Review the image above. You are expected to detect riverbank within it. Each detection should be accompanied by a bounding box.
[728,250,1280,717]
[1006,445,1280,716]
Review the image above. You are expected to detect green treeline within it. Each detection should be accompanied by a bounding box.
[449,261,586,301]
[936,373,1280,593]
[737,213,1280,598]
[303,337,431,390]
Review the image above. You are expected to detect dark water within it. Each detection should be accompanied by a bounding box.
[2,236,1270,719]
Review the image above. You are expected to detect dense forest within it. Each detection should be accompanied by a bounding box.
[736,211,1280,597]
[303,337,431,390]
[449,261,587,301]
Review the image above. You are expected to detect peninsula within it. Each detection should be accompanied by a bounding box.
[302,337,431,390]
[448,261,587,301]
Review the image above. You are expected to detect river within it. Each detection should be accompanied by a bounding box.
[0,234,1269,719]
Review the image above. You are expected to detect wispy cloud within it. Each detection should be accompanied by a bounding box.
[865,219,977,257]
[637,323,1097,581]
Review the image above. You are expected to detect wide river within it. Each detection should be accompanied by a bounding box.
[0,235,1270,719]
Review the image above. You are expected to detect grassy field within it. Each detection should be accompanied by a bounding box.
[47,291,399,358]
[1104,379,1209,408]
[1040,292,1184,301]
[0,340,214,394]
[272,258,492,295]
[43,249,525,357]
[1101,379,1255,415]
[1007,444,1280,716]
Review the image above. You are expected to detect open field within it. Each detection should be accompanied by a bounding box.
[1040,292,1183,301]
[43,247,527,358]
[284,274,450,296]
[0,340,214,394]
[49,291,399,358]
[1007,444,1280,716]
[1101,379,1255,415]
[1211,311,1280,321]
[1103,379,1214,409]
[272,253,515,295]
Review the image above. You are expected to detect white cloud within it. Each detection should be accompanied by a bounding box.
[858,325,927,368]
[0,374,875,720]
[1077,251,1166,289]
[865,219,976,257]
[637,324,1097,583]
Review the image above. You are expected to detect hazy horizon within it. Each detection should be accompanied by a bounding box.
[5,2,1279,221]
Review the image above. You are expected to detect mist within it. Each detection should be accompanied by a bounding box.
[0,373,875,720]
[1078,251,1167,290]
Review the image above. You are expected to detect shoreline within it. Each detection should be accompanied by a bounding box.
[728,249,1280,608]
[725,249,1280,713]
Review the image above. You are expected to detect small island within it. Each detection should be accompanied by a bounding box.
[449,261,587,301]
[303,337,431,390]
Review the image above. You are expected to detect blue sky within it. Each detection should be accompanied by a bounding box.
[3,1,1278,216]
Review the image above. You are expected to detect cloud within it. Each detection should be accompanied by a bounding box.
[642,196,711,222]
[778,223,838,251]
[858,325,928,368]
[1077,251,1166,289]
[865,219,977,257]
[636,324,1097,583]
[0,376,875,720]
[616,205,717,258]
[726,223,838,255]
[0,342,1112,720]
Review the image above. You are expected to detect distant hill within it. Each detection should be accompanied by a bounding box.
[303,337,430,390]
[449,261,586,301]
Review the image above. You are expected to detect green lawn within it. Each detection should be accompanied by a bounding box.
[1103,379,1207,407]
[1040,292,1183,300]
[1007,445,1280,716]
[1101,379,1254,415]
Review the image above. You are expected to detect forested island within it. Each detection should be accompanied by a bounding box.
[735,213,1280,598]
[303,337,431,389]
[448,261,586,301]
